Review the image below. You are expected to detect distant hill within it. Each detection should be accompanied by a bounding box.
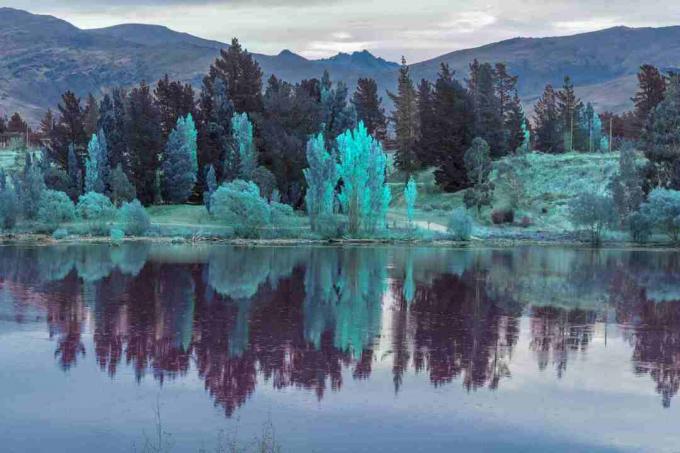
[2,7,680,123]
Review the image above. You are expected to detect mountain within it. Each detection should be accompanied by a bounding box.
[0,8,397,122]
[2,7,680,123]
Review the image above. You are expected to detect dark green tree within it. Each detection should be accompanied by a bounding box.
[533,84,563,153]
[388,57,419,174]
[352,78,387,142]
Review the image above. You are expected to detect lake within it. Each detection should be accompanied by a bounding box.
[1,243,679,452]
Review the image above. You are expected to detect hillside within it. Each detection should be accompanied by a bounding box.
[3,8,680,122]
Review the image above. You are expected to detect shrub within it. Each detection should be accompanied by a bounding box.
[520,216,533,228]
[210,180,272,238]
[37,190,76,230]
[271,201,294,223]
[640,188,680,242]
[316,213,347,239]
[628,211,653,243]
[52,228,69,240]
[568,192,616,245]
[77,192,116,235]
[448,208,473,241]
[491,208,514,225]
[109,164,136,206]
[253,166,278,201]
[118,199,151,236]
[109,228,125,245]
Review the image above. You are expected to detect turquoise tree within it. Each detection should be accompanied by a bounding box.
[337,121,391,235]
[404,176,417,227]
[520,119,531,154]
[84,130,109,194]
[592,112,603,152]
[231,112,257,181]
[303,133,338,232]
[161,113,198,203]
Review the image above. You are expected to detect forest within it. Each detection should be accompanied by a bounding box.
[0,39,678,244]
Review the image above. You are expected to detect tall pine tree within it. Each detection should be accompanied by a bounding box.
[161,114,198,203]
[388,57,419,174]
[351,78,387,142]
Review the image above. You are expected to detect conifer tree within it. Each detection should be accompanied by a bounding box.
[506,92,527,153]
[633,64,666,134]
[404,176,417,227]
[84,130,109,194]
[49,91,87,168]
[475,63,505,157]
[303,133,338,231]
[415,79,437,167]
[388,57,419,174]
[40,109,55,137]
[67,145,82,200]
[83,93,99,137]
[198,77,235,183]
[320,71,356,141]
[352,78,387,141]
[204,164,217,211]
[609,142,643,221]
[155,75,196,140]
[161,114,198,203]
[230,113,257,181]
[337,122,391,235]
[98,89,129,171]
[557,76,584,152]
[18,154,45,220]
[533,84,563,153]
[463,137,493,214]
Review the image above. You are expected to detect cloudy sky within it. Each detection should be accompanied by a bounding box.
[11,0,680,62]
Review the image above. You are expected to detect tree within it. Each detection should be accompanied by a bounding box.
[67,145,82,201]
[37,190,75,230]
[557,76,584,152]
[210,179,271,238]
[415,79,437,167]
[633,64,666,135]
[161,113,198,203]
[495,63,518,122]
[17,154,45,220]
[506,92,527,154]
[303,133,338,231]
[84,130,109,194]
[39,109,55,137]
[155,75,196,140]
[448,207,473,241]
[388,58,419,174]
[352,78,387,141]
[83,93,99,137]
[204,165,217,211]
[431,63,475,191]
[197,77,234,184]
[230,113,257,181]
[609,143,644,222]
[207,38,264,115]
[404,176,417,227]
[6,112,28,134]
[640,188,680,242]
[320,71,356,141]
[463,138,493,214]
[337,122,391,235]
[126,82,162,205]
[0,171,18,230]
[49,91,87,168]
[118,199,150,236]
[474,63,505,157]
[109,164,136,206]
[76,191,117,234]
[98,89,128,171]
[568,192,616,244]
[533,84,562,153]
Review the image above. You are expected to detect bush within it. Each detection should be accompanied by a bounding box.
[37,190,76,230]
[448,207,473,241]
[109,228,125,245]
[77,192,116,235]
[640,188,680,242]
[520,216,533,228]
[316,213,347,239]
[491,208,514,225]
[109,164,136,206]
[628,211,653,243]
[52,228,69,240]
[118,199,151,236]
[568,192,616,245]
[210,180,272,238]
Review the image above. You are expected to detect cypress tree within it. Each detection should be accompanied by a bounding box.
[161,114,198,203]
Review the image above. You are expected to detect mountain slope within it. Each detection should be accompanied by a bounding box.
[2,7,680,123]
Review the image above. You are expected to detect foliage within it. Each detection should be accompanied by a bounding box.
[161,113,198,203]
[609,143,644,222]
[448,207,473,241]
[38,190,76,230]
[568,192,616,244]
[52,228,69,240]
[320,70,356,141]
[388,58,419,174]
[404,176,417,227]
[17,154,45,220]
[0,179,18,230]
[491,208,514,224]
[203,164,218,212]
[252,166,277,201]
[109,164,136,206]
[231,112,258,180]
[77,192,116,234]
[463,137,494,213]
[84,130,109,194]
[118,199,151,236]
[109,228,125,244]
[352,77,387,141]
[337,122,391,235]
[495,159,525,210]
[210,179,271,238]
[640,188,680,242]
[533,84,563,153]
[628,211,653,243]
[303,133,338,232]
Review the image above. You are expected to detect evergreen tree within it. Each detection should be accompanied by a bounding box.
[155,75,196,140]
[67,145,82,200]
[557,76,585,152]
[404,176,417,227]
[320,71,356,141]
[337,122,391,235]
[303,133,338,231]
[633,64,666,135]
[495,63,518,122]
[84,130,109,194]
[415,79,437,166]
[83,93,99,137]
[204,164,217,211]
[208,38,264,115]
[609,142,643,222]
[17,154,45,220]
[39,109,55,137]
[6,112,28,134]
[197,77,234,184]
[98,89,129,171]
[474,63,505,157]
[126,81,162,205]
[431,63,475,191]
[352,78,387,141]
[109,164,136,206]
[533,84,563,153]
[388,57,419,174]
[506,92,527,153]
[463,137,493,214]
[230,113,257,181]
[49,91,87,168]
[161,114,198,203]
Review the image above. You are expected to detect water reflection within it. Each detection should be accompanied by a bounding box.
[2,244,680,416]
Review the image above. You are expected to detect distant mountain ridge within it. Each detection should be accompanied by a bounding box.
[2,7,680,122]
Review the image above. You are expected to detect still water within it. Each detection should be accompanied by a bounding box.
[1,243,679,452]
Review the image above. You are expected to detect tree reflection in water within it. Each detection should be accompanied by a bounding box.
[1,244,680,413]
